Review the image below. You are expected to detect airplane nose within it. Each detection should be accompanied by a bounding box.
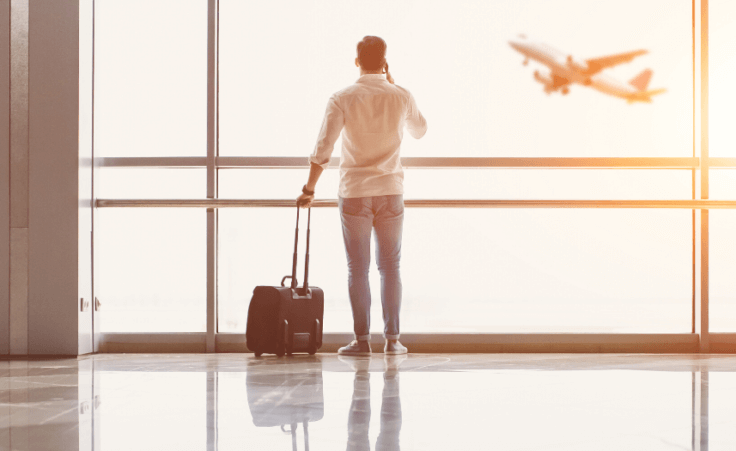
[509,41,520,51]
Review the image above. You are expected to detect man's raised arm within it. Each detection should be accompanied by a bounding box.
[405,92,427,139]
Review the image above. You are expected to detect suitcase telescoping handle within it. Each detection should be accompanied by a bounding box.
[289,205,311,295]
[281,421,309,451]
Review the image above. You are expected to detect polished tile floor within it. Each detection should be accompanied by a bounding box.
[1,353,735,450]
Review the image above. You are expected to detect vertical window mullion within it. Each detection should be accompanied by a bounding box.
[699,0,710,352]
[206,0,218,353]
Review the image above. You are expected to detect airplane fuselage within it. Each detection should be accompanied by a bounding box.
[510,39,643,100]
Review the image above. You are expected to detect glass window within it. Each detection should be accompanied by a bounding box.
[98,168,206,199]
[219,208,691,333]
[219,0,692,158]
[710,169,736,199]
[94,0,207,157]
[709,210,736,332]
[98,209,206,332]
[709,0,736,157]
[95,0,702,339]
[708,172,735,331]
[218,168,692,201]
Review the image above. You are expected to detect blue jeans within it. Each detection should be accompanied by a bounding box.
[339,195,404,341]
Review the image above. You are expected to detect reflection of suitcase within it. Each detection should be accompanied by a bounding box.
[246,207,324,356]
[246,367,324,426]
[246,361,324,450]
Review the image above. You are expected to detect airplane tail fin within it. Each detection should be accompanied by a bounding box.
[627,88,667,104]
[629,69,653,91]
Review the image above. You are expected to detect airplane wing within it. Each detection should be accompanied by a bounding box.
[585,50,648,75]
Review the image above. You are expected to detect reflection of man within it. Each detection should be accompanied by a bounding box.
[376,360,403,451]
[297,36,427,356]
[341,356,405,451]
[346,359,371,451]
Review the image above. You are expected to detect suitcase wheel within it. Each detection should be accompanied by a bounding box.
[308,346,317,355]
[254,352,262,357]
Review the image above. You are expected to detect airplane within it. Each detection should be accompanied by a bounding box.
[509,35,666,103]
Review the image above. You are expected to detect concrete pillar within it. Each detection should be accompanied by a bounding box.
[28,0,87,355]
[9,0,29,355]
[0,0,10,356]
[2,0,92,356]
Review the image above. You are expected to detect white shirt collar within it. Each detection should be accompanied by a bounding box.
[356,74,386,83]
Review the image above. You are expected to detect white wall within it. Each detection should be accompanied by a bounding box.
[28,0,81,355]
[0,0,10,356]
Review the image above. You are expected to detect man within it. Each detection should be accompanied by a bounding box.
[297,36,427,356]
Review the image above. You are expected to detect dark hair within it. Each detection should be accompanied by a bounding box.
[357,36,394,84]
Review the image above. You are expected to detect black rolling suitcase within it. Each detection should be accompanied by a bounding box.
[246,206,324,356]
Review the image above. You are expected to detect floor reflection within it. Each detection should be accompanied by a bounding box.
[0,359,97,451]
[245,356,324,448]
[2,354,736,450]
[340,356,404,451]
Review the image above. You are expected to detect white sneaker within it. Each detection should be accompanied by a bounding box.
[384,340,407,355]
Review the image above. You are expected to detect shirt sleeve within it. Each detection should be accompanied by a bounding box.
[308,94,344,170]
[405,91,427,139]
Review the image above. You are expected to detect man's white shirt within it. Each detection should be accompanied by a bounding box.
[309,74,427,199]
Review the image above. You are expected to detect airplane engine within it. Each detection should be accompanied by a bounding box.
[566,55,588,72]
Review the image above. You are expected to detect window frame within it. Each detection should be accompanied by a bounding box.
[95,0,736,353]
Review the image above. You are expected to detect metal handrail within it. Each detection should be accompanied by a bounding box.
[97,156,728,169]
[96,199,736,209]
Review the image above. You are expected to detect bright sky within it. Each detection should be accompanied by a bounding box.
[709,0,736,158]
[219,0,693,158]
[94,0,696,159]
